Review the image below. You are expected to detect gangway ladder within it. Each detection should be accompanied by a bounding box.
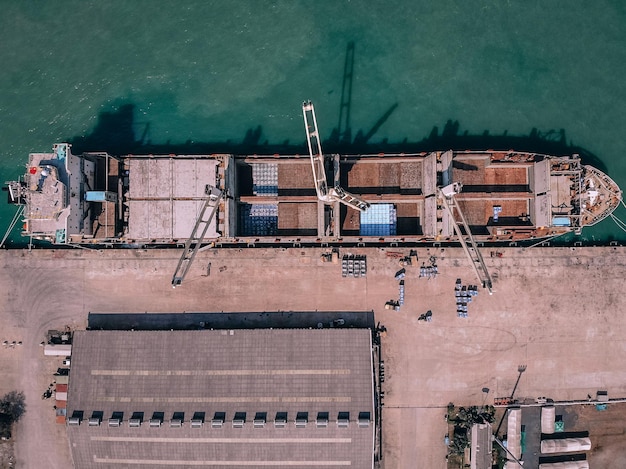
[1,180,27,248]
[439,183,494,294]
[171,185,223,287]
[302,100,370,212]
[0,204,25,249]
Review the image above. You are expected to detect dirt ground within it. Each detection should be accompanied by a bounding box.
[1,245,626,468]
[573,402,626,468]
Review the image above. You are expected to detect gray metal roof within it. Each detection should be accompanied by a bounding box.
[67,329,374,468]
[470,423,493,469]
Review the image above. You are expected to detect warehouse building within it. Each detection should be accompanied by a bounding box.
[66,328,375,468]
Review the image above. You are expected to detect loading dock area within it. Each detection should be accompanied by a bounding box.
[1,246,626,468]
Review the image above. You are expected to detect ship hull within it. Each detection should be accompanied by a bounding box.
[6,146,622,248]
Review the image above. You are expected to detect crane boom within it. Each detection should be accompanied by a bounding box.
[302,100,370,212]
[171,185,223,287]
[439,183,493,294]
[303,100,332,202]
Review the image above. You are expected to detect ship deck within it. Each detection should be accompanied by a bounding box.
[230,151,550,242]
[24,144,94,243]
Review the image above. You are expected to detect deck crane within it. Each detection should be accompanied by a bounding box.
[171,185,223,287]
[302,100,370,212]
[439,182,494,294]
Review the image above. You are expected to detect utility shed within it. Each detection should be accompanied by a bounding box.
[66,329,375,469]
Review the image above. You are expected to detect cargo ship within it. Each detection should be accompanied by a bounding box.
[4,103,622,249]
[5,144,621,248]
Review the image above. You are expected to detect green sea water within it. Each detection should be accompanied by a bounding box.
[1,0,626,244]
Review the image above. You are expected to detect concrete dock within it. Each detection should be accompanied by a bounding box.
[1,245,625,468]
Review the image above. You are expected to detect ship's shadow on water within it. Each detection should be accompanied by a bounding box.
[66,102,608,175]
[67,40,607,172]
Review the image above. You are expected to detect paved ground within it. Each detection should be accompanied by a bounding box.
[1,245,625,468]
